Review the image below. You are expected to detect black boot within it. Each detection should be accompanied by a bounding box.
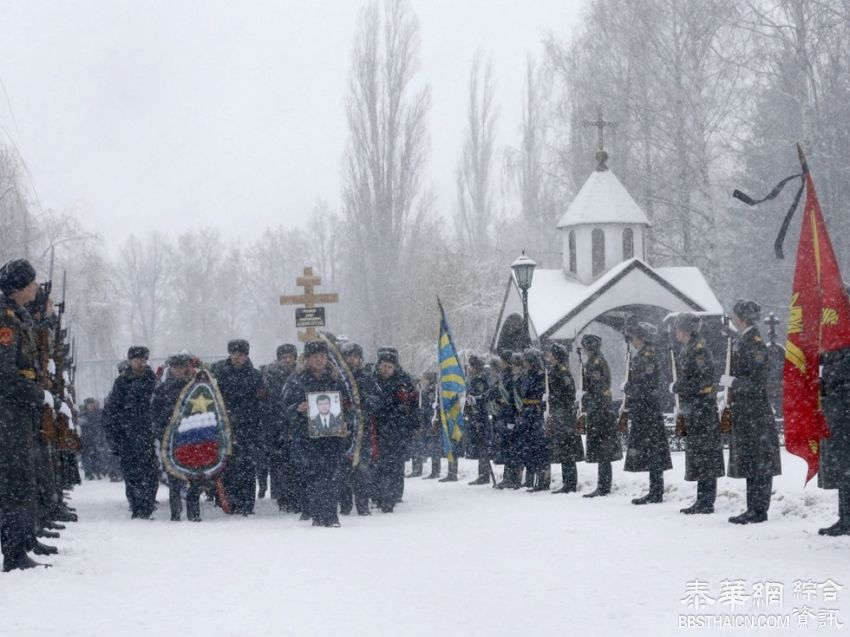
[531,469,551,492]
[36,529,60,539]
[29,540,58,556]
[439,459,458,482]
[819,488,850,536]
[3,554,49,572]
[633,470,664,504]
[553,463,578,494]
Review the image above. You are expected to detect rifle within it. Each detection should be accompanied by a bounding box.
[618,332,631,433]
[671,349,686,437]
[576,346,587,434]
[719,315,733,434]
[36,249,57,445]
[54,270,80,453]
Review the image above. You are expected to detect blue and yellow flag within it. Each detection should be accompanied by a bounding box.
[437,299,466,461]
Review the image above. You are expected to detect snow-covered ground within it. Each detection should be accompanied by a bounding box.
[1,450,847,637]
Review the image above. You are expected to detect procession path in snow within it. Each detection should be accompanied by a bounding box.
[1,451,847,637]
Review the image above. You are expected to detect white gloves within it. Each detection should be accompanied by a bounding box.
[719,374,735,389]
[59,402,73,419]
[466,395,477,407]
[43,390,55,408]
[668,382,676,394]
[47,359,56,375]
[431,402,438,410]
[619,381,627,391]
[575,390,585,403]
[542,392,549,403]
[506,423,516,431]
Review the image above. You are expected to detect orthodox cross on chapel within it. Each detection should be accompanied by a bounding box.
[280,266,339,342]
[582,105,617,171]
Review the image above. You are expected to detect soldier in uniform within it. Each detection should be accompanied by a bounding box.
[338,342,371,516]
[212,339,266,516]
[282,340,349,527]
[418,371,441,480]
[365,349,418,511]
[819,344,850,536]
[262,343,298,511]
[103,345,159,519]
[580,334,622,498]
[518,348,549,491]
[0,259,53,570]
[724,300,782,524]
[150,353,204,521]
[622,321,672,504]
[671,313,725,514]
[492,351,521,489]
[465,355,492,486]
[545,343,583,494]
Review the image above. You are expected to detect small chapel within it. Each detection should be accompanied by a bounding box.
[491,145,724,361]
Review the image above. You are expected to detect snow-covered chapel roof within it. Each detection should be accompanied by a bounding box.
[556,168,651,228]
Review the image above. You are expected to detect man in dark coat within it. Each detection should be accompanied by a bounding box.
[150,354,205,521]
[79,398,107,479]
[580,334,622,498]
[282,340,348,527]
[465,355,492,486]
[672,313,725,514]
[545,343,583,494]
[418,371,441,480]
[518,348,549,491]
[622,321,672,504]
[262,343,298,512]
[365,349,418,512]
[818,346,850,536]
[212,339,266,516]
[0,259,52,571]
[725,300,782,524]
[338,343,371,516]
[492,351,521,489]
[104,345,159,519]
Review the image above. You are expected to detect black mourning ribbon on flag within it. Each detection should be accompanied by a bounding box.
[732,172,804,259]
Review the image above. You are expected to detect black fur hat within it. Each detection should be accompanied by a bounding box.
[732,299,761,323]
[228,339,250,355]
[127,346,150,360]
[0,259,36,295]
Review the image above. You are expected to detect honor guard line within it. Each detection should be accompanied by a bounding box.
[280,267,339,342]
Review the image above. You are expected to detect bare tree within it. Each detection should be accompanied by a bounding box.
[116,233,173,355]
[341,0,431,348]
[455,51,499,257]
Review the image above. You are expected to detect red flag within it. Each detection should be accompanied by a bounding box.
[784,145,850,483]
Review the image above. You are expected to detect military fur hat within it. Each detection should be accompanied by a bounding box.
[468,354,485,370]
[510,352,524,366]
[303,340,328,357]
[377,348,399,366]
[276,343,297,359]
[580,334,602,351]
[166,352,191,367]
[732,299,761,323]
[547,342,569,363]
[0,258,36,295]
[498,350,513,363]
[227,339,250,355]
[127,345,149,360]
[673,313,702,335]
[341,342,363,359]
[522,347,543,367]
[626,320,657,342]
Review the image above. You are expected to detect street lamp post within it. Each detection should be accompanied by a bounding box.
[511,251,537,348]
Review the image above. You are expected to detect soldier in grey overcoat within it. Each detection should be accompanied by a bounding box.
[622,321,672,504]
[724,300,782,524]
[672,313,725,514]
[818,346,850,536]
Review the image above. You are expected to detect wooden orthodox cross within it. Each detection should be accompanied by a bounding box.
[280,267,339,342]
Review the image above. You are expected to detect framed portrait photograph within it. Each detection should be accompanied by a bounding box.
[306,391,346,438]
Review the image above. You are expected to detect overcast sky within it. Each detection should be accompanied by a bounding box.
[0,1,585,245]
